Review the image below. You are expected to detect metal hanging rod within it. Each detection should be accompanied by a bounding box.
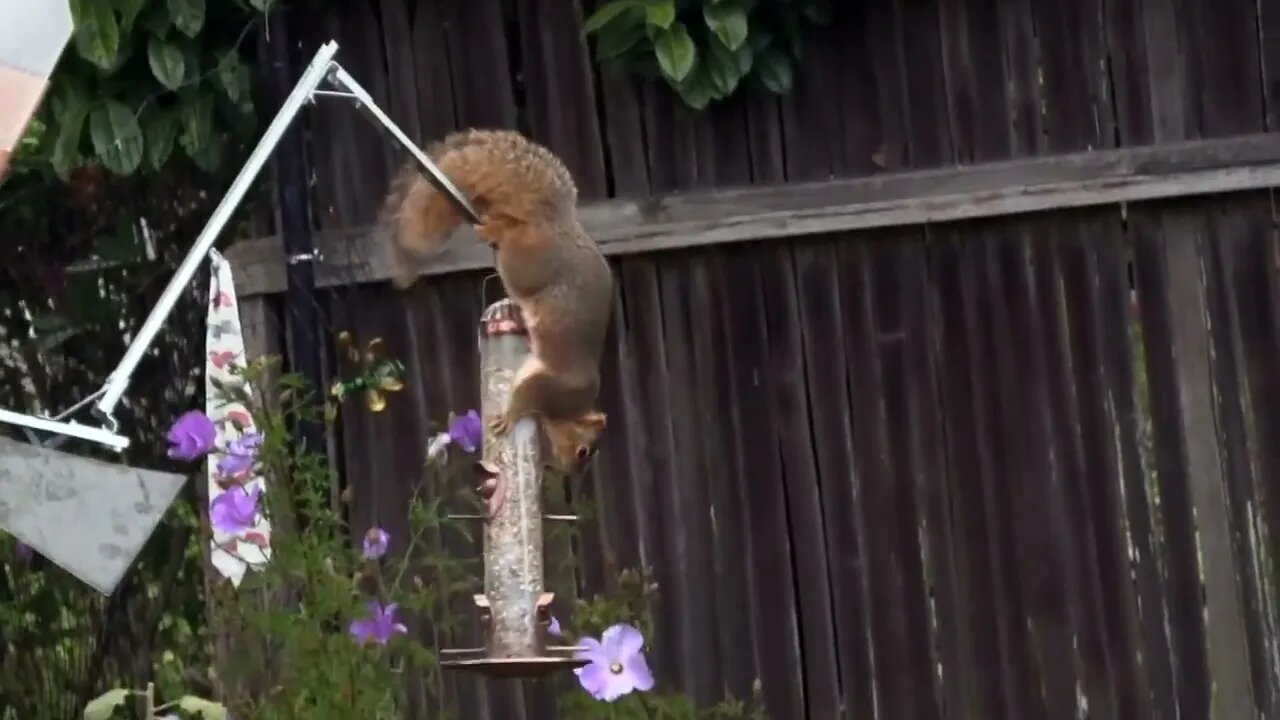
[0,40,479,452]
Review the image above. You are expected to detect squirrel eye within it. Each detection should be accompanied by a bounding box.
[576,445,590,459]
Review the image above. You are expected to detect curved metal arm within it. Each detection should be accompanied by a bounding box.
[326,65,482,225]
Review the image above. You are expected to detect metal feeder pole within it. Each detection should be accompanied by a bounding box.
[440,299,586,678]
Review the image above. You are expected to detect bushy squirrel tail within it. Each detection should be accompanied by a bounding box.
[380,129,578,270]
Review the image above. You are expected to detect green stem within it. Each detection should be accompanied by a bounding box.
[637,692,656,719]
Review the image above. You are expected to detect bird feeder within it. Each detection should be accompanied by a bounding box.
[440,299,586,678]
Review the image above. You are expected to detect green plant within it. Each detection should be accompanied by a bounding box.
[583,0,831,110]
[80,355,484,719]
[72,350,770,718]
[81,683,227,720]
[15,0,273,182]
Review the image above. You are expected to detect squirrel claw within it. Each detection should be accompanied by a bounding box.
[487,414,512,437]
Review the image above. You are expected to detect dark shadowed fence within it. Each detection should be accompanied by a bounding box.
[225,0,1280,717]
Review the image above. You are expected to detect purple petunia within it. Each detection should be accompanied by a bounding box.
[349,601,408,646]
[362,527,390,560]
[209,486,261,535]
[574,624,655,702]
[167,410,217,461]
[447,410,482,454]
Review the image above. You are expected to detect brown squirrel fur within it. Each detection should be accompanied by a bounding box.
[379,128,613,476]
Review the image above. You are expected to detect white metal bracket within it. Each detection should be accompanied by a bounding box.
[0,40,479,453]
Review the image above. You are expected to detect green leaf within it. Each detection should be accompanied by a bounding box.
[71,0,121,69]
[176,695,229,720]
[755,48,793,94]
[677,66,715,110]
[178,91,214,157]
[147,38,186,90]
[113,0,147,31]
[645,0,675,28]
[83,688,133,720]
[704,3,749,50]
[653,22,696,82]
[704,40,743,98]
[593,9,648,60]
[583,0,640,34]
[144,108,178,170]
[168,0,206,37]
[89,100,144,175]
[51,98,90,180]
[710,32,753,80]
[181,45,202,83]
[189,132,224,173]
[216,54,252,107]
[143,3,172,36]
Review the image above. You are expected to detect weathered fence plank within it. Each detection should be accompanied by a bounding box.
[716,249,806,720]
[758,247,842,719]
[793,239,877,718]
[685,254,758,702]
[516,0,607,199]
[229,133,1280,297]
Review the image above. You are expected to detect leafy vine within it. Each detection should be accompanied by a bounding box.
[15,0,274,183]
[583,0,832,110]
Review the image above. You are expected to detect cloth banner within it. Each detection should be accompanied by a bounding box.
[206,250,272,585]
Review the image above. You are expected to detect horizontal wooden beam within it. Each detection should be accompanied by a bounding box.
[226,132,1280,297]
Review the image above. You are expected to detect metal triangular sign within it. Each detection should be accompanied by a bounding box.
[0,0,74,176]
[0,435,186,595]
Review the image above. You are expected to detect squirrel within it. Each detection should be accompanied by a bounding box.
[379,128,614,476]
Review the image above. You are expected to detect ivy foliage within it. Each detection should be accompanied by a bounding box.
[14,0,274,183]
[583,0,832,110]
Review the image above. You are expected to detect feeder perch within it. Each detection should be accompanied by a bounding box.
[440,299,587,679]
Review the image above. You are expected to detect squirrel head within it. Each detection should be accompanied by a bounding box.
[544,411,607,477]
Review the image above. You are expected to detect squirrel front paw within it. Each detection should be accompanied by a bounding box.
[487,412,513,437]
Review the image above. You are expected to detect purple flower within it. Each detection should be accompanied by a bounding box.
[217,431,263,476]
[548,615,563,637]
[349,601,408,646]
[216,453,254,476]
[210,486,261,534]
[447,410,482,454]
[167,410,216,461]
[574,624,654,702]
[362,527,390,560]
[227,431,263,456]
[14,542,33,564]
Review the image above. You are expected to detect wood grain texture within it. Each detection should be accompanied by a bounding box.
[248,4,1280,718]
[229,133,1280,297]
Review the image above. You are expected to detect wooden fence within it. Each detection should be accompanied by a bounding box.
[225,0,1280,717]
